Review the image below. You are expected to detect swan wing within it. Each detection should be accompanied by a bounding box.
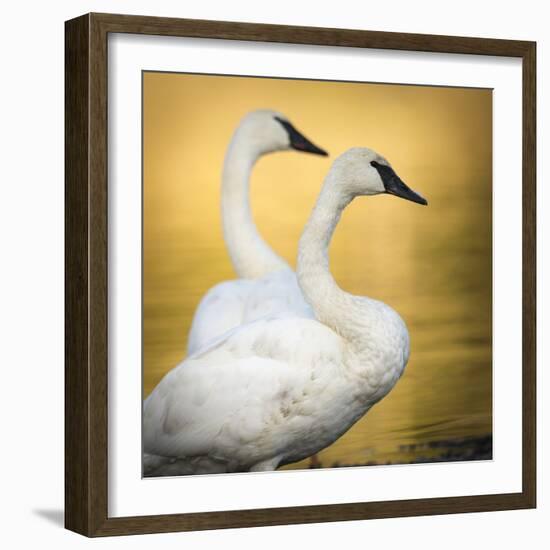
[186,278,255,355]
[186,269,313,356]
[144,317,344,467]
[241,269,314,322]
[143,355,294,459]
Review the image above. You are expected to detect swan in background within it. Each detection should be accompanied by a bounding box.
[186,110,327,355]
[144,147,427,476]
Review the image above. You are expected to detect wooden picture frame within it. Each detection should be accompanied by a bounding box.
[65,12,536,537]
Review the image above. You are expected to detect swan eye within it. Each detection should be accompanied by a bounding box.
[370,161,380,168]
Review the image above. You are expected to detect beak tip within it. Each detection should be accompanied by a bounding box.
[293,143,329,157]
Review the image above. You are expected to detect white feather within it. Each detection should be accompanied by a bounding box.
[187,268,314,355]
[144,148,423,476]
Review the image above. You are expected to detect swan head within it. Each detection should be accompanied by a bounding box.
[331,147,427,205]
[236,110,328,157]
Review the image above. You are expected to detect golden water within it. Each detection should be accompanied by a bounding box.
[143,73,492,468]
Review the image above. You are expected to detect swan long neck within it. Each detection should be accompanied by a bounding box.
[297,177,353,331]
[222,138,289,279]
[297,177,371,345]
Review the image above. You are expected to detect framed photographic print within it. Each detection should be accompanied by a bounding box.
[65,12,536,537]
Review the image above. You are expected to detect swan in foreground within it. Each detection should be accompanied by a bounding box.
[144,148,427,476]
[186,110,327,355]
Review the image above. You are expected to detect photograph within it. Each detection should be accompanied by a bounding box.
[59,7,538,540]
[141,71,493,477]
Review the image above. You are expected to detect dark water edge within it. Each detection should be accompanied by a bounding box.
[308,435,493,469]
[145,434,493,477]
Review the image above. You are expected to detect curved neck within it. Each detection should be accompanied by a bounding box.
[221,138,289,279]
[297,177,370,343]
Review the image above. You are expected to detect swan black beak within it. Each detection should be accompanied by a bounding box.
[274,116,328,156]
[371,161,428,206]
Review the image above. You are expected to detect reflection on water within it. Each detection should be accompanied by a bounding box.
[143,74,492,469]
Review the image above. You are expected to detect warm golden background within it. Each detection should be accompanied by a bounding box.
[143,72,492,469]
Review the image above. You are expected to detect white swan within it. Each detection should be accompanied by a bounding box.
[144,147,427,476]
[186,110,327,355]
